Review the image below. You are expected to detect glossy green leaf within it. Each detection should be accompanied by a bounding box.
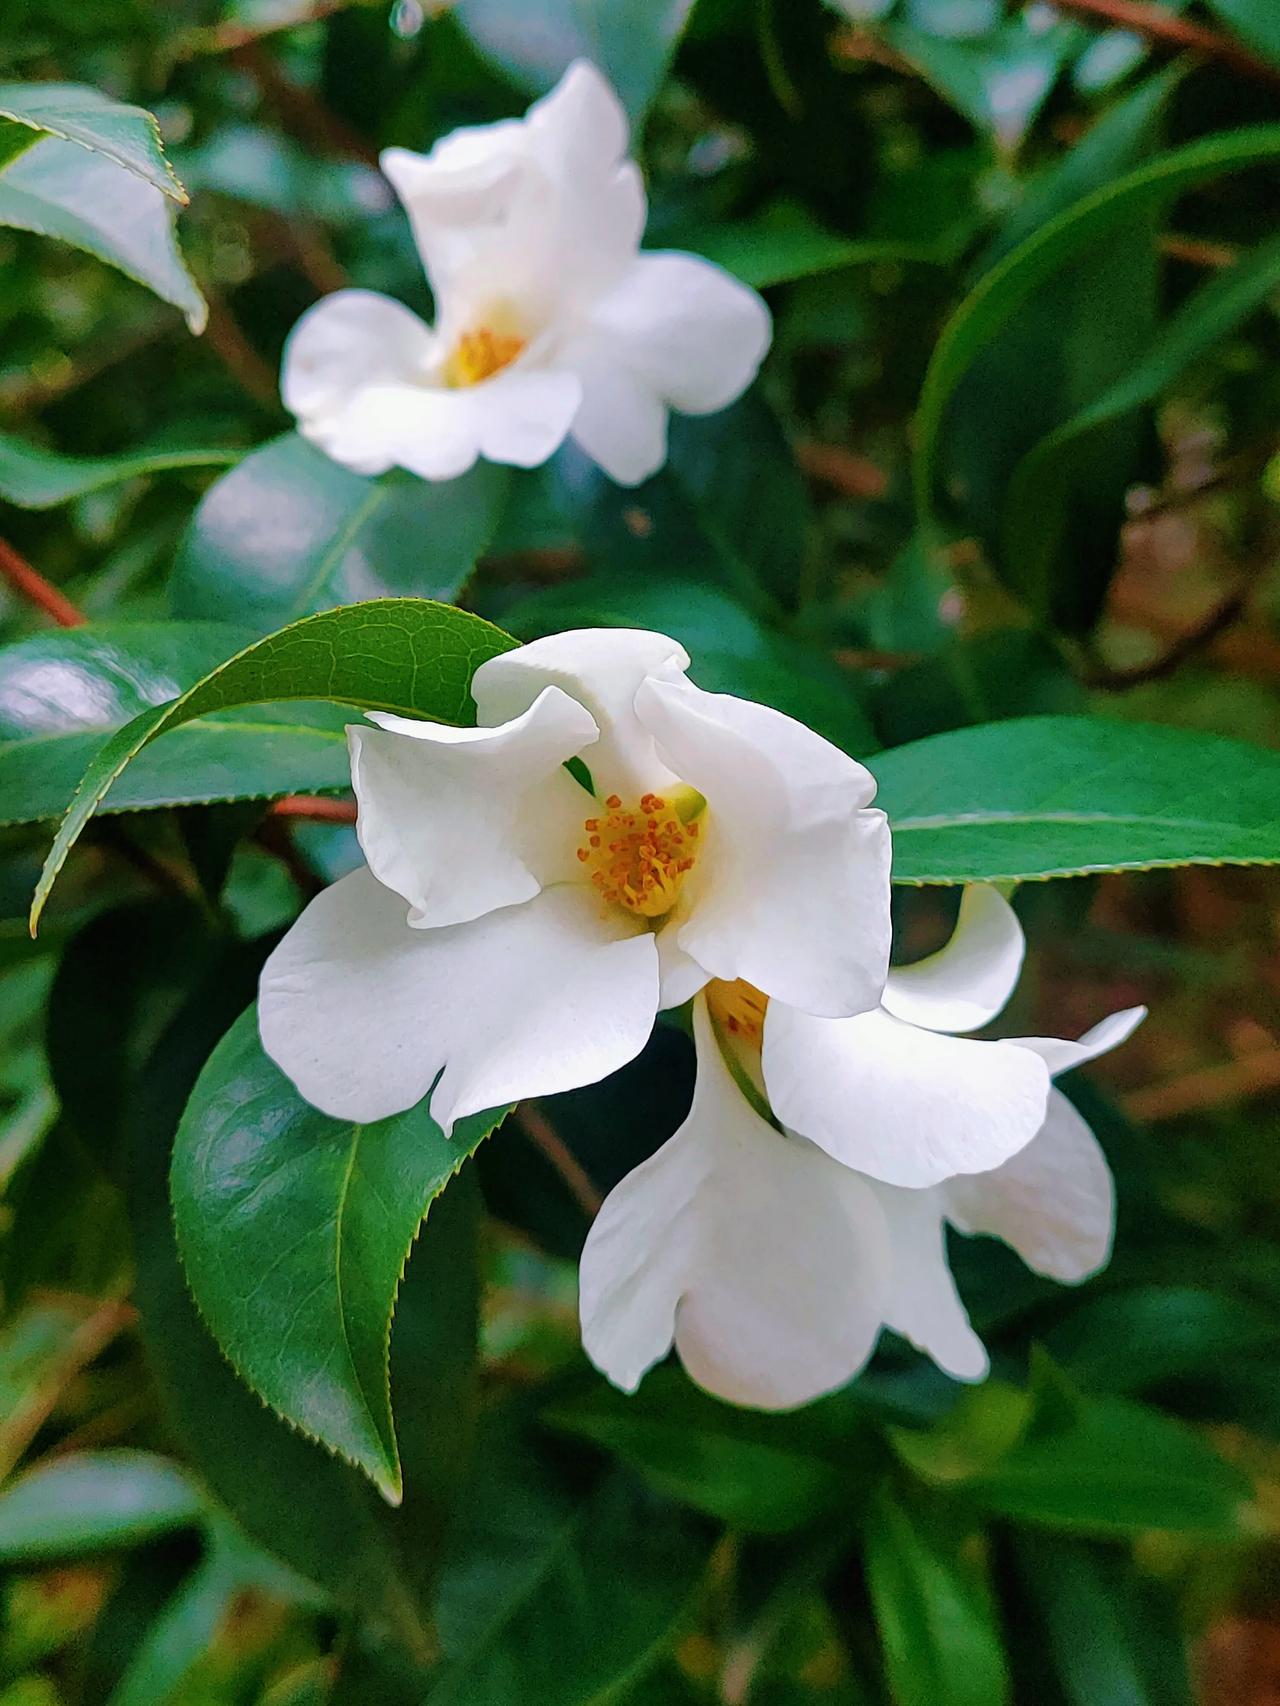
[1044,1286,1280,1398]
[0,623,351,829]
[678,201,944,288]
[1003,230,1280,618]
[914,124,1280,519]
[451,0,695,122]
[1204,0,1280,64]
[0,1452,202,1562]
[429,1450,708,1705]
[1009,1533,1194,1706]
[0,83,186,199]
[0,431,238,509]
[544,1366,865,1532]
[0,140,205,330]
[872,716,1280,884]
[30,598,516,930]
[172,1006,506,1501]
[965,1394,1250,1535]
[171,434,510,632]
[863,1484,1008,1706]
[127,948,438,1646]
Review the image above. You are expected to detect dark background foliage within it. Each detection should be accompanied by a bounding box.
[2,1,1280,1701]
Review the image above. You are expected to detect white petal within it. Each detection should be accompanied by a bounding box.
[882,885,1025,1035]
[871,1183,989,1382]
[580,998,889,1408]
[567,351,669,485]
[281,291,437,474]
[472,628,690,799]
[258,871,658,1130]
[635,675,891,1017]
[580,251,772,417]
[350,685,597,929]
[468,366,583,469]
[943,1088,1115,1283]
[656,911,711,1008]
[1014,1006,1147,1079]
[763,1005,1051,1188]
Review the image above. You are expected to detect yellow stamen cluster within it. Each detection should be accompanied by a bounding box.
[577,792,700,919]
[445,327,526,388]
[706,978,769,1044]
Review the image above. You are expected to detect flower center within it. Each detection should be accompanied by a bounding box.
[445,326,526,387]
[706,978,769,1044]
[576,790,703,920]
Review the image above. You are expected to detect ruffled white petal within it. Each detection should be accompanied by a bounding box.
[472,628,690,800]
[762,1005,1051,1188]
[581,251,772,416]
[580,999,890,1408]
[869,1182,989,1382]
[942,1088,1115,1282]
[258,870,658,1131]
[1014,1006,1147,1079]
[882,885,1025,1034]
[635,675,890,1017]
[281,290,437,475]
[350,686,597,929]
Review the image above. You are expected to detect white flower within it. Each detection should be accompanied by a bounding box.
[258,627,892,1135]
[280,61,771,487]
[763,884,1135,1187]
[579,886,1144,1409]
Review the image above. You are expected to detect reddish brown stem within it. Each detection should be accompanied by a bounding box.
[514,1102,603,1218]
[0,536,86,627]
[269,794,358,824]
[1042,0,1280,91]
[1085,586,1248,688]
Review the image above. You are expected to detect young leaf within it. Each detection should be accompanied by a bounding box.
[872,716,1280,884]
[0,623,350,829]
[171,434,511,633]
[914,123,1280,520]
[29,598,516,930]
[0,431,238,509]
[0,1452,203,1563]
[171,1006,507,1501]
[0,141,205,331]
[0,82,188,199]
[863,1483,1009,1706]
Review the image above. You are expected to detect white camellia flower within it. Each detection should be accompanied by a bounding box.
[763,884,1137,1187]
[258,627,892,1137]
[580,885,1144,1409]
[280,61,771,486]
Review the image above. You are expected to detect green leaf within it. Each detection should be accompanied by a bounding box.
[0,431,238,509]
[1002,230,1280,619]
[171,434,510,633]
[0,623,351,829]
[0,1452,202,1563]
[1009,1532,1194,1706]
[863,1484,1009,1706]
[871,716,1280,884]
[0,83,187,199]
[913,123,1280,521]
[0,140,206,331]
[450,0,695,123]
[127,947,437,1650]
[543,1365,867,1532]
[171,1006,506,1501]
[429,1449,708,1705]
[1204,0,1280,65]
[1044,1287,1280,1398]
[675,200,945,288]
[965,1393,1250,1535]
[30,598,516,930]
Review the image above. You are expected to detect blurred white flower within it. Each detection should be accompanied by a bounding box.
[258,627,891,1134]
[580,886,1144,1409]
[280,61,771,486]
